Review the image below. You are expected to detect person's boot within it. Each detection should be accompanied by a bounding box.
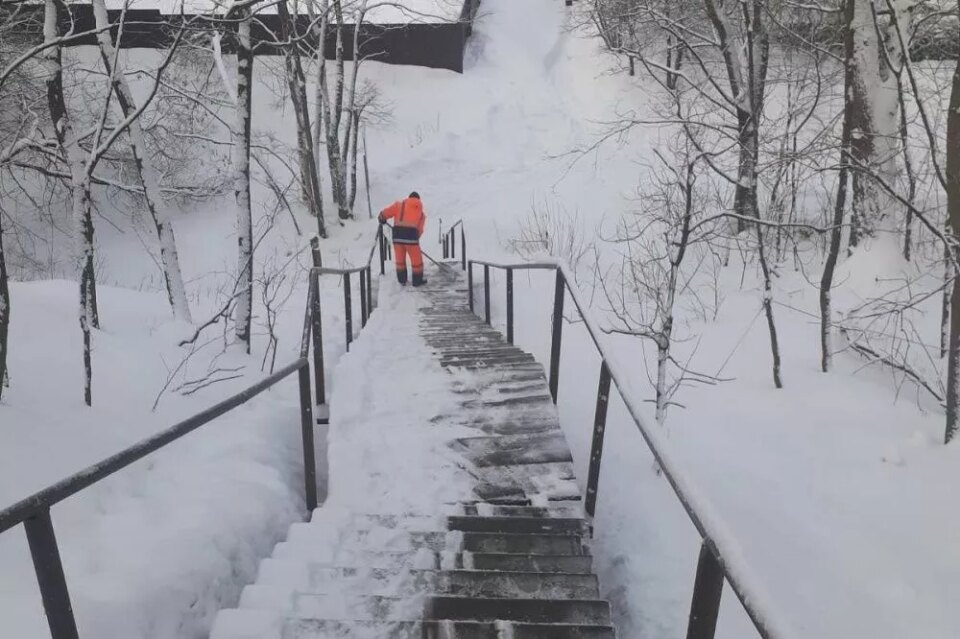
[396,268,408,285]
[412,272,427,287]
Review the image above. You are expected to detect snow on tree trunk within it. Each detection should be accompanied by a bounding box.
[233,13,254,352]
[313,0,330,165]
[944,22,960,444]
[847,0,901,243]
[278,0,326,237]
[0,207,8,400]
[43,0,97,405]
[327,0,350,221]
[91,0,192,322]
[701,0,768,234]
[314,0,349,220]
[343,4,365,212]
[820,10,855,373]
[348,113,361,210]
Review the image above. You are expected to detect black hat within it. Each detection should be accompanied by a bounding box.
[409,191,420,199]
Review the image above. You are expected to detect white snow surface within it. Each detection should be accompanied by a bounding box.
[323,276,477,515]
[2,0,959,638]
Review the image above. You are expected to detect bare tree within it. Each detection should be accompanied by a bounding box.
[233,6,255,353]
[845,0,904,246]
[277,0,327,236]
[43,0,99,404]
[0,205,8,400]
[91,0,192,322]
[944,5,960,443]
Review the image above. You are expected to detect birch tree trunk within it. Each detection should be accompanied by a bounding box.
[702,0,768,234]
[0,208,8,401]
[91,0,192,322]
[847,0,901,244]
[343,4,365,211]
[944,11,960,443]
[820,5,855,373]
[278,0,326,237]
[326,0,349,220]
[44,0,97,405]
[233,12,254,352]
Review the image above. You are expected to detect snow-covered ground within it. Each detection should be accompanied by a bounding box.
[2,0,958,638]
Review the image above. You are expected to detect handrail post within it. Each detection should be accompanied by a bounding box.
[298,364,318,511]
[359,267,368,327]
[686,541,724,639]
[366,267,374,313]
[344,273,353,350]
[483,264,491,325]
[310,271,326,411]
[450,229,456,260]
[24,509,79,639]
[585,361,611,518]
[461,227,466,271]
[506,267,514,344]
[310,235,323,268]
[468,261,475,312]
[443,235,449,259]
[549,269,565,403]
[377,225,385,275]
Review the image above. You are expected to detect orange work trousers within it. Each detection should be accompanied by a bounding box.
[393,243,423,285]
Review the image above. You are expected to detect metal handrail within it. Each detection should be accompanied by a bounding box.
[440,218,467,269]
[466,257,793,639]
[1,223,394,639]
[0,256,331,639]
[0,359,307,537]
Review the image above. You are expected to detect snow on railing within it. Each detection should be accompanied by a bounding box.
[467,255,798,639]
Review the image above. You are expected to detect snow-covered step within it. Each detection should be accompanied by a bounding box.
[465,553,594,574]
[238,591,611,626]
[270,543,441,568]
[424,595,612,625]
[464,503,585,519]
[447,515,589,535]
[283,525,588,556]
[240,592,422,620]
[211,611,616,639]
[211,266,618,638]
[242,568,600,600]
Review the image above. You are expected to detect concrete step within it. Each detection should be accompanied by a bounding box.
[447,516,589,536]
[466,553,594,574]
[425,595,612,625]
[451,432,574,467]
[238,592,611,626]
[283,526,587,556]
[462,532,587,556]
[464,503,585,519]
[270,542,441,568]
[246,567,600,599]
[212,612,616,639]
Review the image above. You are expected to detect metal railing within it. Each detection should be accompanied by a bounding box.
[439,218,466,270]
[0,224,392,639]
[466,257,791,639]
[308,224,389,422]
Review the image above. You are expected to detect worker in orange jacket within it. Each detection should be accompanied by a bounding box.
[378,191,427,286]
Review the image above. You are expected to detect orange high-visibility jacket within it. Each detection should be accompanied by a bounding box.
[379,197,426,245]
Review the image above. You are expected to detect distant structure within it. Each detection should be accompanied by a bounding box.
[7,0,481,73]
